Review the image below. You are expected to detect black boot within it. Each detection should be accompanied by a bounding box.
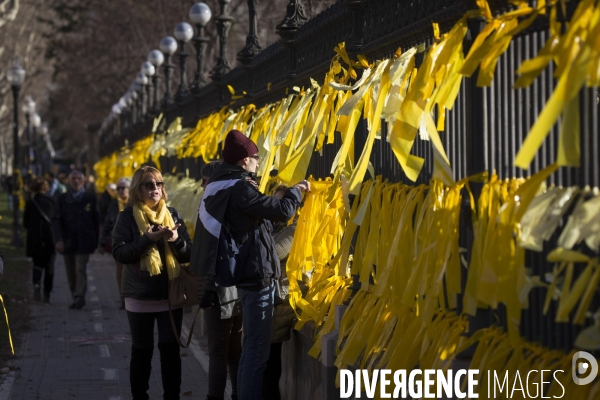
[130,345,153,400]
[158,342,181,400]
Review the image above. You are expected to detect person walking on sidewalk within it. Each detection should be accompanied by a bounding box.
[52,169,99,310]
[99,177,130,309]
[194,130,309,400]
[191,161,242,400]
[23,177,56,304]
[112,166,192,400]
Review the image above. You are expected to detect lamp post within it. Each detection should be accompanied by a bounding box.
[159,36,178,108]
[173,22,194,104]
[6,59,25,247]
[132,82,143,123]
[130,86,141,124]
[30,113,41,175]
[141,61,155,115]
[21,95,36,170]
[189,2,212,92]
[237,0,262,67]
[135,72,149,118]
[39,123,48,175]
[209,0,234,82]
[148,50,164,114]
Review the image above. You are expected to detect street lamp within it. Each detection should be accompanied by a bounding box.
[159,36,178,108]
[21,96,36,169]
[148,50,164,114]
[173,22,194,103]
[141,61,155,116]
[189,3,212,92]
[135,72,149,118]
[6,59,25,247]
[39,123,49,175]
[128,86,139,124]
[30,113,41,175]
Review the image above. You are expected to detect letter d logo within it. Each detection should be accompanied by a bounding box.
[572,351,599,385]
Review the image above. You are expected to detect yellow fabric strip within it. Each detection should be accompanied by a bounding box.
[0,295,14,354]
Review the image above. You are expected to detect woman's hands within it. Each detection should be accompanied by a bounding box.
[145,224,182,242]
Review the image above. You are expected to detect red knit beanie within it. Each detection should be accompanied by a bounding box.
[222,129,259,164]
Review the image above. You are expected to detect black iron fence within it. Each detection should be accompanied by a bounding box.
[99,0,599,352]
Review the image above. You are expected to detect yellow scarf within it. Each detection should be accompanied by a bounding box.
[132,200,180,280]
[117,197,127,212]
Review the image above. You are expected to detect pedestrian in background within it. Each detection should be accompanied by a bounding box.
[195,130,309,400]
[98,182,117,228]
[99,177,130,309]
[192,161,242,400]
[46,172,67,201]
[23,176,56,304]
[112,166,192,400]
[52,169,99,310]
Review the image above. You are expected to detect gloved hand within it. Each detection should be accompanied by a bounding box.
[200,289,218,309]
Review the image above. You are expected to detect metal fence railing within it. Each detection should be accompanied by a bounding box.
[99,0,599,352]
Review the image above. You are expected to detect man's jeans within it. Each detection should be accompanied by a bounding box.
[63,253,90,299]
[237,283,274,400]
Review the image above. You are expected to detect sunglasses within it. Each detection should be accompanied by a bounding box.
[249,155,262,162]
[143,181,164,190]
[116,186,128,191]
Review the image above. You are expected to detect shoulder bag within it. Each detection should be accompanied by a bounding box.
[168,266,201,348]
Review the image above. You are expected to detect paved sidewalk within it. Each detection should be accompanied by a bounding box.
[0,253,213,400]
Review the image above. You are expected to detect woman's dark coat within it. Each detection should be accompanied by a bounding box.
[23,193,56,260]
[112,204,192,301]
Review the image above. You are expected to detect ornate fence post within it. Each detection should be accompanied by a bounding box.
[276,0,308,79]
[237,0,262,67]
[210,0,234,82]
[341,0,365,52]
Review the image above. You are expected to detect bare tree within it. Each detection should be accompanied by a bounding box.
[0,0,336,173]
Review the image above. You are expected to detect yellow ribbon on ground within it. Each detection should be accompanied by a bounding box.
[0,295,14,354]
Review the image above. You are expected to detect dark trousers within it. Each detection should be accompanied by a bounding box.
[261,342,283,400]
[204,305,243,399]
[127,308,183,400]
[32,254,55,295]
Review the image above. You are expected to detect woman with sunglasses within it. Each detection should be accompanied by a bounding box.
[112,166,192,400]
[99,177,130,309]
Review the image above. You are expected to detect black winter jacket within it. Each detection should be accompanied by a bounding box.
[23,193,56,259]
[192,163,302,297]
[112,204,192,300]
[52,189,99,254]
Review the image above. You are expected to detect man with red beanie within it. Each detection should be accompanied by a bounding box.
[192,129,309,400]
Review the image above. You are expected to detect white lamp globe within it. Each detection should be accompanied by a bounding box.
[31,113,41,128]
[159,36,178,55]
[174,22,194,43]
[141,61,155,77]
[148,50,164,67]
[189,3,211,26]
[7,59,26,87]
[22,95,36,114]
[135,72,149,85]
